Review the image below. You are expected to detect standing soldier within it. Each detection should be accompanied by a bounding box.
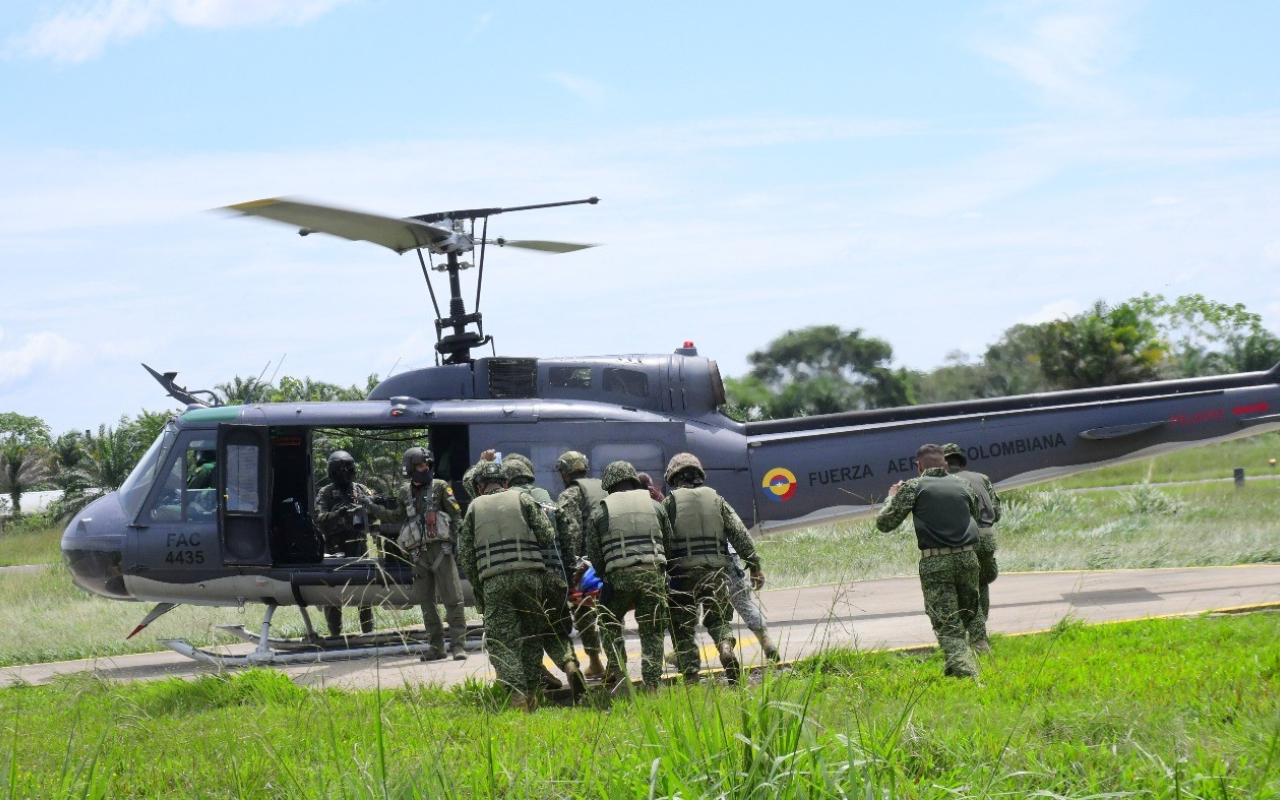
[662,452,765,684]
[504,453,577,691]
[313,450,378,636]
[553,450,607,679]
[586,460,673,690]
[457,461,583,710]
[875,443,982,679]
[384,447,467,661]
[942,442,1001,654]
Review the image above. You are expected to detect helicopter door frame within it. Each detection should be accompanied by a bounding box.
[217,423,273,566]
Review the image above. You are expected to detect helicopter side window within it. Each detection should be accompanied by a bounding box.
[225,444,261,513]
[144,435,218,523]
[603,368,649,398]
[549,367,592,389]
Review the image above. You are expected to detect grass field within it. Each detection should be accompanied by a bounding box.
[1,432,1279,666]
[1,613,1278,798]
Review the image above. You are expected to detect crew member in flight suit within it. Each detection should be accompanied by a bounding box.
[942,442,1001,654]
[313,450,378,636]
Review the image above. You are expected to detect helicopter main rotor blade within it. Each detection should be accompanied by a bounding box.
[222,198,454,255]
[492,239,598,253]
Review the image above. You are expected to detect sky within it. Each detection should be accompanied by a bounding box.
[3,0,1280,434]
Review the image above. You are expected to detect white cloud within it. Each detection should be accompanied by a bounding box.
[6,0,353,63]
[976,0,1137,113]
[1016,299,1083,326]
[467,11,494,41]
[0,329,80,384]
[548,72,606,104]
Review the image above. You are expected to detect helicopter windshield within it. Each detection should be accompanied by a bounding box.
[119,422,178,522]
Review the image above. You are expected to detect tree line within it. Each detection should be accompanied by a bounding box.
[4,292,1276,523]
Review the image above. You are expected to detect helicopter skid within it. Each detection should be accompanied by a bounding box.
[157,621,486,667]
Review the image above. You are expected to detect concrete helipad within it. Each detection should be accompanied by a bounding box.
[2,564,1277,689]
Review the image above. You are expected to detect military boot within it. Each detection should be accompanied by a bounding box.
[450,643,467,661]
[509,692,534,713]
[564,661,587,703]
[541,666,563,691]
[584,652,606,680]
[971,639,992,655]
[719,640,741,685]
[419,646,447,662]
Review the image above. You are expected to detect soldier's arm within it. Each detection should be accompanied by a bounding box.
[312,489,341,531]
[524,495,558,552]
[719,498,760,573]
[357,484,397,523]
[585,506,606,568]
[456,509,479,588]
[653,501,674,556]
[436,481,463,529]
[382,486,410,525]
[965,483,980,522]
[985,475,1002,524]
[556,487,585,559]
[874,480,919,532]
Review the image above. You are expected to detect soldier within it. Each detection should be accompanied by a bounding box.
[457,461,583,710]
[187,449,216,490]
[942,442,1002,654]
[586,460,673,690]
[553,450,607,679]
[382,447,467,661]
[875,443,982,679]
[662,452,764,684]
[504,453,578,692]
[313,450,377,636]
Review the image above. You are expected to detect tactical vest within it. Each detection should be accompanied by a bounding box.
[599,490,665,572]
[953,470,996,528]
[515,484,562,574]
[667,486,731,569]
[912,475,980,550]
[472,490,545,581]
[573,478,607,527]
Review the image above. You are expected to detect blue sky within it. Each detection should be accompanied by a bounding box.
[3,1,1280,434]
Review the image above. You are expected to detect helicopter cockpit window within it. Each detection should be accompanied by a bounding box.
[603,368,649,398]
[549,367,592,389]
[144,435,218,524]
[120,424,177,522]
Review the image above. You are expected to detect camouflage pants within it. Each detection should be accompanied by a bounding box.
[728,554,767,633]
[599,569,669,687]
[668,567,734,679]
[482,571,561,696]
[538,573,578,669]
[413,541,467,652]
[976,528,998,626]
[572,603,603,656]
[918,550,981,678]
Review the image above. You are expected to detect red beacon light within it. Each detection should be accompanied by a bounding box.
[675,340,699,356]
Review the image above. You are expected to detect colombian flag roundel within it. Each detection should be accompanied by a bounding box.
[761,468,797,502]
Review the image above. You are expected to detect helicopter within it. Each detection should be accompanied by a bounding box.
[61,194,1280,666]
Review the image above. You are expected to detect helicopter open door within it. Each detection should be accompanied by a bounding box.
[217,423,273,566]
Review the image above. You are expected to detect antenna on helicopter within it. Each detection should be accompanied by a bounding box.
[222,195,600,365]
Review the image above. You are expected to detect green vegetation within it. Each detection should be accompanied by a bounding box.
[2,613,1278,797]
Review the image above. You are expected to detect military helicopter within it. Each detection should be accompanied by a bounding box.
[61,194,1280,666]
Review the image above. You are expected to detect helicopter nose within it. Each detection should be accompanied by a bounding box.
[61,493,133,600]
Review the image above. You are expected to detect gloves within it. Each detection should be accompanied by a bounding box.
[750,569,765,591]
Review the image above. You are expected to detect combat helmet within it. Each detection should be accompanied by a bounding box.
[327,450,356,484]
[554,450,589,478]
[476,460,508,489]
[401,446,435,477]
[941,443,967,467]
[503,453,536,484]
[601,460,640,492]
[664,452,706,486]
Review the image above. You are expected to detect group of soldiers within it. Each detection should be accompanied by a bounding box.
[313,444,776,710]
[875,442,1001,679]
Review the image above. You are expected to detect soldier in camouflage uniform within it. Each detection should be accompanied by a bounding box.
[553,450,607,679]
[662,452,764,684]
[461,449,499,501]
[375,447,467,660]
[875,443,983,679]
[586,460,673,690]
[457,461,583,710]
[313,450,378,636]
[504,453,578,691]
[943,442,1002,654]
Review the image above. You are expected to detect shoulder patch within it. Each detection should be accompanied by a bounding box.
[446,486,454,495]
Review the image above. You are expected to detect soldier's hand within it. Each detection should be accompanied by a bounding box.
[481,449,497,462]
[750,569,765,591]
[887,480,905,498]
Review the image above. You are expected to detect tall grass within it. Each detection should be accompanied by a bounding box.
[2,613,1279,797]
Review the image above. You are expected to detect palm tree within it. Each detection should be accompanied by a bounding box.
[0,442,54,518]
[56,423,139,519]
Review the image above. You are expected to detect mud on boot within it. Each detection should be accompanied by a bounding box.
[718,640,741,685]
